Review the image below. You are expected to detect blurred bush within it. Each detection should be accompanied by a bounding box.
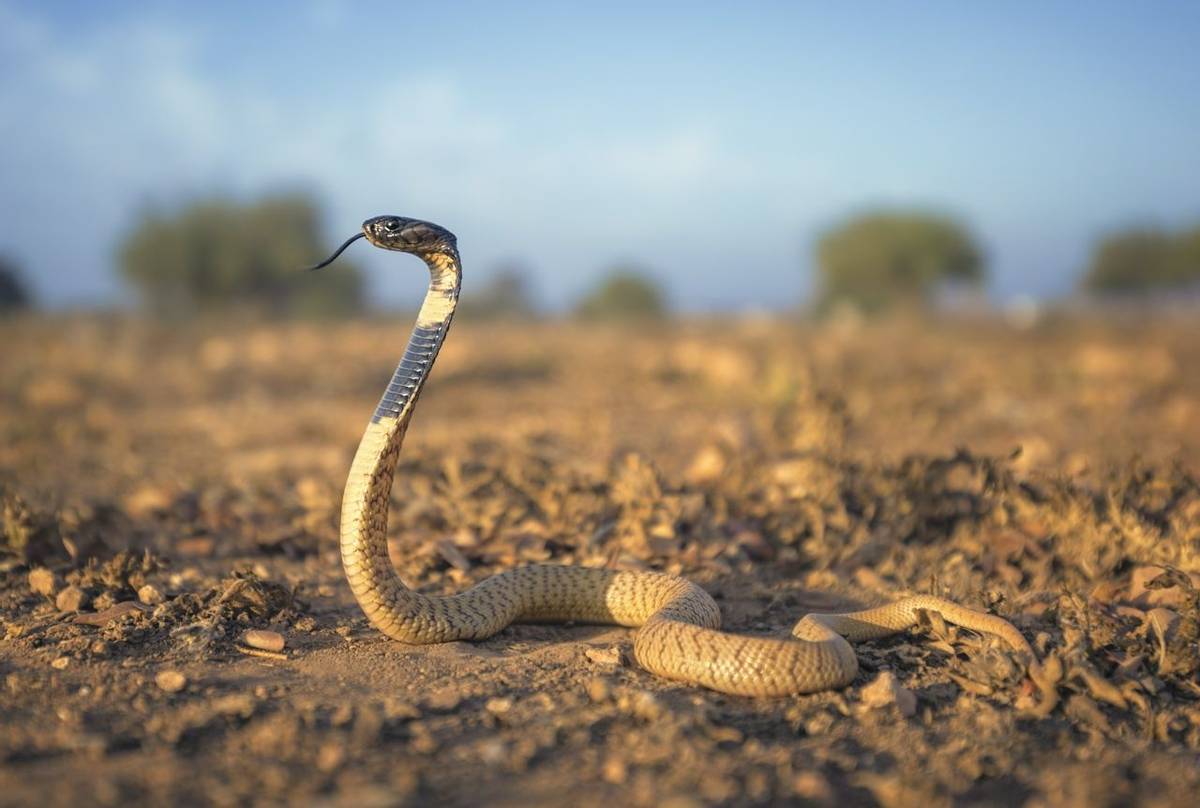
[574,267,667,321]
[456,264,538,322]
[117,193,364,318]
[815,211,984,314]
[1081,225,1200,295]
[0,256,33,314]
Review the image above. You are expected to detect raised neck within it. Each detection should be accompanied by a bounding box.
[371,249,461,424]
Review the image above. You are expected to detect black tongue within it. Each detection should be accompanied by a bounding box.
[305,232,366,271]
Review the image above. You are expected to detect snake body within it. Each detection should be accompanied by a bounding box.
[320,215,1033,697]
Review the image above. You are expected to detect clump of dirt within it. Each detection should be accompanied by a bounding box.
[121,569,300,659]
[69,550,159,599]
[2,489,66,565]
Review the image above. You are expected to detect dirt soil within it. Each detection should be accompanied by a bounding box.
[2,313,1199,807]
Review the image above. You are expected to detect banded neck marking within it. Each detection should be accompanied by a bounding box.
[372,322,446,423]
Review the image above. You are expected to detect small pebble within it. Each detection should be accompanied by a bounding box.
[620,690,664,721]
[316,742,345,772]
[586,678,612,703]
[409,725,438,755]
[242,629,286,653]
[28,567,60,597]
[122,483,175,517]
[602,756,628,784]
[685,444,726,483]
[331,704,355,727]
[384,699,422,721]
[485,697,513,715]
[51,656,71,670]
[212,694,257,717]
[155,670,188,693]
[804,712,836,736]
[55,585,90,613]
[792,771,834,801]
[137,584,164,606]
[860,671,917,717]
[478,738,507,765]
[426,688,461,711]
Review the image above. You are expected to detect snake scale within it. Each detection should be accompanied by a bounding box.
[308,215,1035,697]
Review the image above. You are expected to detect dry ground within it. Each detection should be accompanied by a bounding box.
[1,313,1199,807]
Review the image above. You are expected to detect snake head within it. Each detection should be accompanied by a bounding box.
[363,216,457,256]
[305,215,458,271]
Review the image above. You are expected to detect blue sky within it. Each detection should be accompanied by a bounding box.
[2,1,1198,310]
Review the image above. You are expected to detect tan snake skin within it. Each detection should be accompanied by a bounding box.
[328,216,1035,696]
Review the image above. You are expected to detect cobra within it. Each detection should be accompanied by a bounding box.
[308,216,1035,697]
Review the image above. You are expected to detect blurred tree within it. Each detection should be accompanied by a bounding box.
[1166,224,1200,288]
[456,263,538,321]
[0,256,32,315]
[815,211,984,313]
[1079,228,1176,294]
[574,267,667,321]
[118,193,364,318]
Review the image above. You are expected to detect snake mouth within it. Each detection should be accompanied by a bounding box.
[305,232,366,271]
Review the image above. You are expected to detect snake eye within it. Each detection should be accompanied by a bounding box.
[385,219,402,232]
